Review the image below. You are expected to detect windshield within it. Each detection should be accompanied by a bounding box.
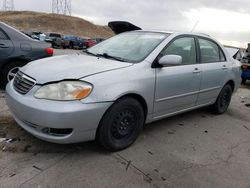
[87,32,169,63]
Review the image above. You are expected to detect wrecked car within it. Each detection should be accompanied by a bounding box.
[6,22,241,151]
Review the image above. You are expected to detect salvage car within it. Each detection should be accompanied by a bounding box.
[6,22,241,151]
[45,33,64,48]
[0,22,53,88]
[241,44,250,84]
[63,35,85,49]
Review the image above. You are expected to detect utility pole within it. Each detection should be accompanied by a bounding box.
[52,0,71,15]
[2,0,14,11]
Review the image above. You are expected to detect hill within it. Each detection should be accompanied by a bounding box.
[0,11,114,38]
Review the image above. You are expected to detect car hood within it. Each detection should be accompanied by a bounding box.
[20,54,133,84]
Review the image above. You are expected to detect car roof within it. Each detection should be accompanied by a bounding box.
[134,30,211,38]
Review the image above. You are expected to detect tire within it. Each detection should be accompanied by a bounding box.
[0,61,26,89]
[211,84,232,114]
[97,98,145,151]
[241,78,247,85]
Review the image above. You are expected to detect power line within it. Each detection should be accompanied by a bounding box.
[2,0,14,11]
[52,0,71,15]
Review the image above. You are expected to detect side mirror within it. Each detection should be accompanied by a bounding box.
[158,55,182,66]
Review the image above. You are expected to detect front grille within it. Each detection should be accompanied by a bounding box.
[13,71,36,94]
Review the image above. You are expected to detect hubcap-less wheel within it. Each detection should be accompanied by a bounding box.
[212,84,232,114]
[111,109,137,140]
[98,98,144,151]
[7,67,20,81]
[219,88,231,109]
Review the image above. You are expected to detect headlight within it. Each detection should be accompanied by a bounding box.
[34,81,93,101]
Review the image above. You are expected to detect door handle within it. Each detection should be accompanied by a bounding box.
[193,68,201,73]
[0,44,9,48]
[222,65,228,70]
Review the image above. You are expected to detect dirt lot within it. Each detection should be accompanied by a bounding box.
[0,53,250,187]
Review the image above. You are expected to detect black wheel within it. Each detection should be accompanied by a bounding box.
[0,61,26,89]
[211,84,232,114]
[97,98,145,151]
[241,78,247,85]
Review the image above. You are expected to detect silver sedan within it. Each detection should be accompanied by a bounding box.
[6,30,241,150]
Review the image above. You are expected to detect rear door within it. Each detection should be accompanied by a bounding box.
[154,36,201,118]
[196,38,228,105]
[0,28,13,62]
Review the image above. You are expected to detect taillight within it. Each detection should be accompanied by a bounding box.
[45,48,54,56]
[242,64,248,71]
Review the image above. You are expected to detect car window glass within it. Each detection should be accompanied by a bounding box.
[199,38,220,63]
[160,37,196,65]
[0,29,8,40]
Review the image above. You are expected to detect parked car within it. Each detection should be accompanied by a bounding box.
[63,35,85,49]
[92,38,105,44]
[84,39,96,48]
[45,33,64,48]
[241,44,250,84]
[0,22,53,88]
[6,21,241,151]
[224,46,245,62]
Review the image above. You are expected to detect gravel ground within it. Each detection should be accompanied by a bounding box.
[0,53,250,187]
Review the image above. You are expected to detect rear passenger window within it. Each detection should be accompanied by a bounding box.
[198,38,221,63]
[0,29,8,40]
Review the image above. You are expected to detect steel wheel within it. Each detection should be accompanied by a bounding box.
[98,98,145,151]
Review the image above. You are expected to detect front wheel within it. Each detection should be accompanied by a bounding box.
[211,84,232,114]
[97,98,145,151]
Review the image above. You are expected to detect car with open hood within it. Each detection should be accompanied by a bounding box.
[6,22,241,151]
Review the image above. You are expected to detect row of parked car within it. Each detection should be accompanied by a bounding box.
[23,31,105,49]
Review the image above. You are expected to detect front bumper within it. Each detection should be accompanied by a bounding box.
[5,81,112,144]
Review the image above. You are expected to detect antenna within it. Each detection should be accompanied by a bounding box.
[52,0,71,15]
[2,0,14,11]
[191,20,199,32]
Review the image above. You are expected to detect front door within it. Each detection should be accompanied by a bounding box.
[154,36,201,118]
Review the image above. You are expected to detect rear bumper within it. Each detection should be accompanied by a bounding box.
[6,81,112,144]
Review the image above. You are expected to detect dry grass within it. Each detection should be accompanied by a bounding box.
[0,11,114,38]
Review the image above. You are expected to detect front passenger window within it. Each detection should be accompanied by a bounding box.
[160,37,196,65]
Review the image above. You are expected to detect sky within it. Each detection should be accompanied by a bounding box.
[1,0,250,48]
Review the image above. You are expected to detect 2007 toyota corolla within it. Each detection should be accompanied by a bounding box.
[6,24,241,150]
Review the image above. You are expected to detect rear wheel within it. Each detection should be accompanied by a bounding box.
[97,98,145,151]
[211,84,232,114]
[0,61,26,88]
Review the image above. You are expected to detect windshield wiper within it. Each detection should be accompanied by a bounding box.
[97,53,126,62]
[83,50,99,57]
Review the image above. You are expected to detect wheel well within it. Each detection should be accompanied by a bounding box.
[95,93,148,140]
[226,80,235,92]
[116,94,148,118]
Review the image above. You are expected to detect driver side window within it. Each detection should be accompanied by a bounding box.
[160,37,197,65]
